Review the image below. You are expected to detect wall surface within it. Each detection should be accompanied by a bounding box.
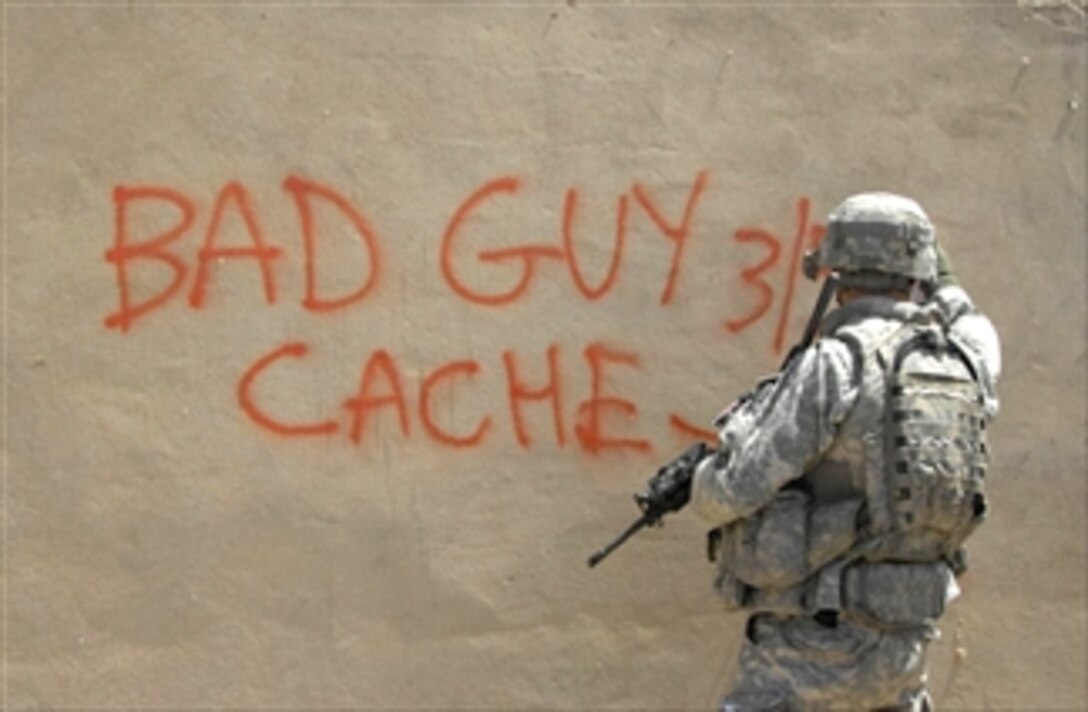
[2,1,1085,709]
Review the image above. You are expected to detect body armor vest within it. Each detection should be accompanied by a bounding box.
[710,301,992,623]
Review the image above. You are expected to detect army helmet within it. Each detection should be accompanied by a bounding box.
[808,192,938,290]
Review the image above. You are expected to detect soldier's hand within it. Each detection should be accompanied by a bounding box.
[935,244,958,289]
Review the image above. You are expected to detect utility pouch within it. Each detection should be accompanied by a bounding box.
[734,490,809,588]
[731,492,864,590]
[843,561,952,626]
[807,498,864,570]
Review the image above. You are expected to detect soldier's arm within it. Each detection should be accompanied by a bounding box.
[688,337,860,526]
[931,246,1002,413]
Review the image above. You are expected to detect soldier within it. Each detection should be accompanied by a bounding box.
[688,192,1001,711]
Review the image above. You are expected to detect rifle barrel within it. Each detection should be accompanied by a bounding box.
[586,514,653,568]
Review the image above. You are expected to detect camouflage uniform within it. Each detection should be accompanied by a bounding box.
[690,194,1000,711]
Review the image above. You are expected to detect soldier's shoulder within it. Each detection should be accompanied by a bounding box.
[824,311,903,359]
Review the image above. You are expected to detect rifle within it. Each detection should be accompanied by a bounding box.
[586,273,840,569]
[586,441,710,568]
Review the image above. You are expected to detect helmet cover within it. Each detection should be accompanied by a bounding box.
[813,192,938,289]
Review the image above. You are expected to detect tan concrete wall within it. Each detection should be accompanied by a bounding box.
[3,2,1084,708]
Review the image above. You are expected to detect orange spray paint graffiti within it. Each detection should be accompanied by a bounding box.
[105,169,825,457]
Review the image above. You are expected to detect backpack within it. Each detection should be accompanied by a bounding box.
[864,322,990,565]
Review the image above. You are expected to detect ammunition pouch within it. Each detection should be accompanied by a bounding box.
[713,540,954,627]
[709,491,954,627]
[708,491,864,609]
[733,489,810,588]
[841,560,954,626]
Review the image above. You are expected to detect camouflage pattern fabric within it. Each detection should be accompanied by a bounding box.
[720,613,933,711]
[691,284,1000,711]
[814,192,938,284]
[691,287,1000,528]
[690,319,860,527]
